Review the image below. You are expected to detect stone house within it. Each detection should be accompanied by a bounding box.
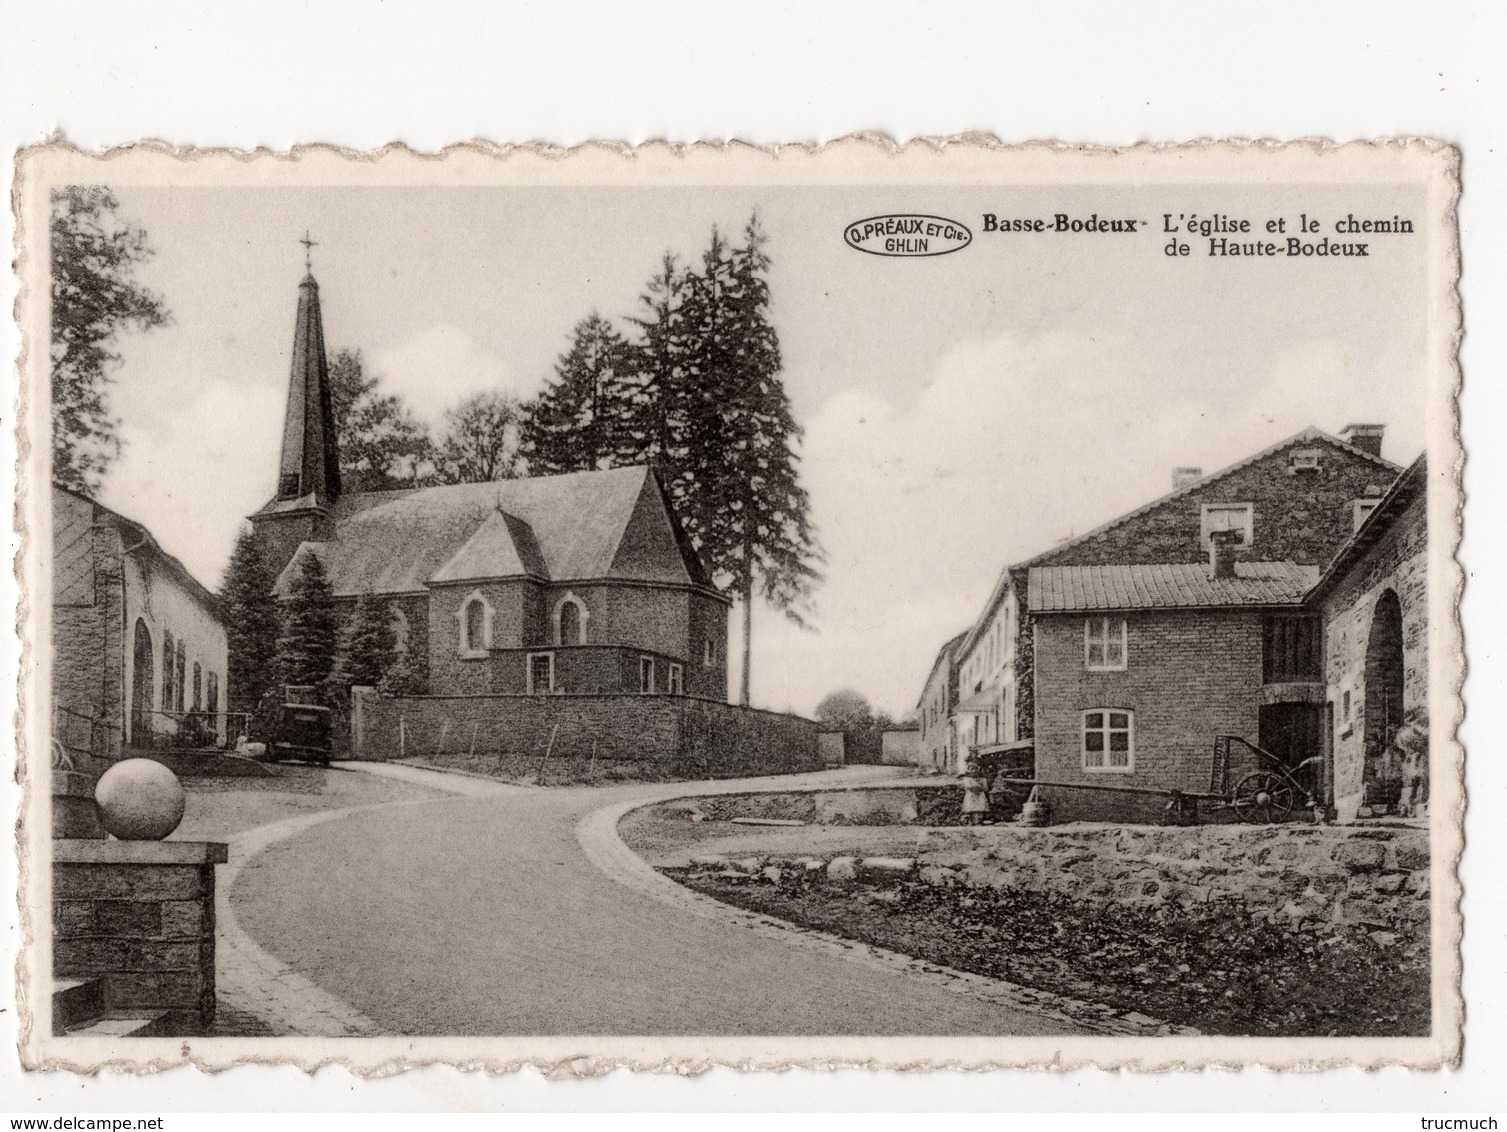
[254,269,730,702]
[52,485,228,755]
[916,631,964,771]
[1308,455,1428,822]
[932,423,1412,820]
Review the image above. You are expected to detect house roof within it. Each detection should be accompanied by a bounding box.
[53,484,223,618]
[917,630,968,707]
[1027,560,1319,614]
[272,464,719,599]
[1307,454,1427,602]
[1015,427,1401,573]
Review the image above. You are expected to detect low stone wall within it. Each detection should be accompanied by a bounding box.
[355,691,819,778]
[53,840,226,1034]
[684,785,980,825]
[917,822,1429,933]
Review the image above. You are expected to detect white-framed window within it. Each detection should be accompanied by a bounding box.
[1082,709,1134,772]
[1289,448,1323,473]
[667,663,684,695]
[1353,499,1380,531]
[1084,617,1128,671]
[526,651,554,695]
[553,591,589,645]
[456,590,493,658]
[704,637,716,667]
[639,656,655,694]
[1199,502,1254,548]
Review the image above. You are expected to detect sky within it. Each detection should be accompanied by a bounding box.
[87,181,1430,718]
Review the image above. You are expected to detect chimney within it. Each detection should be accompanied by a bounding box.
[1340,423,1385,459]
[1208,528,1241,579]
[1171,466,1203,490]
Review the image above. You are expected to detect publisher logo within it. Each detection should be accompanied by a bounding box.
[844,214,972,257]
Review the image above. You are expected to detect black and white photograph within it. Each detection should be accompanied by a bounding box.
[15,141,1461,1073]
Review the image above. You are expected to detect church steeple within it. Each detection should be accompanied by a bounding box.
[275,260,342,503]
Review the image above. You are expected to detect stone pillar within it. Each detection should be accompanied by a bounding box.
[53,840,227,1035]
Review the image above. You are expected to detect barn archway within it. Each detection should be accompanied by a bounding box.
[1362,589,1406,812]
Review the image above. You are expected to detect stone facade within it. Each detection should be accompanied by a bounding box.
[1316,461,1428,822]
[356,691,819,777]
[53,487,228,757]
[1032,608,1267,822]
[916,633,962,771]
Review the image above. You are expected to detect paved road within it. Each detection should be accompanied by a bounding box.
[225,764,1076,1036]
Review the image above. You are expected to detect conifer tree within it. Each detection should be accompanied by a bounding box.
[328,349,435,490]
[522,313,634,475]
[220,527,280,714]
[331,592,396,691]
[275,551,338,691]
[681,215,822,704]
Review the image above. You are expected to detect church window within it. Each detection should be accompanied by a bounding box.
[391,606,410,655]
[555,593,588,646]
[457,591,493,658]
[704,637,716,667]
[175,641,187,713]
[192,663,203,712]
[206,672,219,716]
[527,652,554,694]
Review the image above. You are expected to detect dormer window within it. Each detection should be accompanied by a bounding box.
[1353,499,1380,531]
[1200,503,1253,549]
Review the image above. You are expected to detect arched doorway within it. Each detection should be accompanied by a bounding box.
[1362,589,1405,812]
[130,619,153,745]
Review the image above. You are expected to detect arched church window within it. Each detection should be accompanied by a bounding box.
[559,601,580,646]
[175,641,187,713]
[390,606,410,656]
[206,672,219,716]
[458,592,493,657]
[192,662,203,712]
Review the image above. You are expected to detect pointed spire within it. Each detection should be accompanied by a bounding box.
[275,258,342,503]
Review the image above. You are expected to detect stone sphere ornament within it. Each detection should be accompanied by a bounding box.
[95,758,186,841]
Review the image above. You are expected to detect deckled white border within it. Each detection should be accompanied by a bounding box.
[11,136,1464,1074]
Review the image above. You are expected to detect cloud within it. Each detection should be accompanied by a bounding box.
[367,326,541,425]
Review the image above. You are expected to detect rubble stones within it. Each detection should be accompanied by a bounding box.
[826,857,860,883]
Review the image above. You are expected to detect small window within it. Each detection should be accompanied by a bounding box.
[1083,709,1134,772]
[668,663,684,695]
[527,652,554,695]
[704,637,716,667]
[161,631,175,711]
[192,662,203,712]
[1200,502,1254,548]
[1289,448,1322,473]
[175,641,186,713]
[639,656,655,694]
[1084,617,1127,670]
[1353,499,1380,531]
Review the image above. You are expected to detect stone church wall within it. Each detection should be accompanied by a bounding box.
[354,692,819,778]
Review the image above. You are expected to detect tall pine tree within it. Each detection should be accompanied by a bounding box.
[275,551,338,691]
[331,591,396,690]
[694,215,821,704]
[522,313,634,475]
[220,527,280,714]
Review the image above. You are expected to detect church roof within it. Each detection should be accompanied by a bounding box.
[271,465,719,599]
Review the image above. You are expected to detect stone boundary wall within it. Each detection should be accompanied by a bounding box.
[916,821,1427,933]
[355,691,819,778]
[53,840,226,1034]
[690,785,974,825]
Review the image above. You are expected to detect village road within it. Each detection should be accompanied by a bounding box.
[225,763,1077,1036]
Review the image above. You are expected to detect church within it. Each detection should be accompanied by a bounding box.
[251,266,731,702]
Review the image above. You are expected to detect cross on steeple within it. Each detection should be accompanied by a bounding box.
[299,230,318,273]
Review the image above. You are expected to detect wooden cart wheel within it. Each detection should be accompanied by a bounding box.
[1232,770,1296,824]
